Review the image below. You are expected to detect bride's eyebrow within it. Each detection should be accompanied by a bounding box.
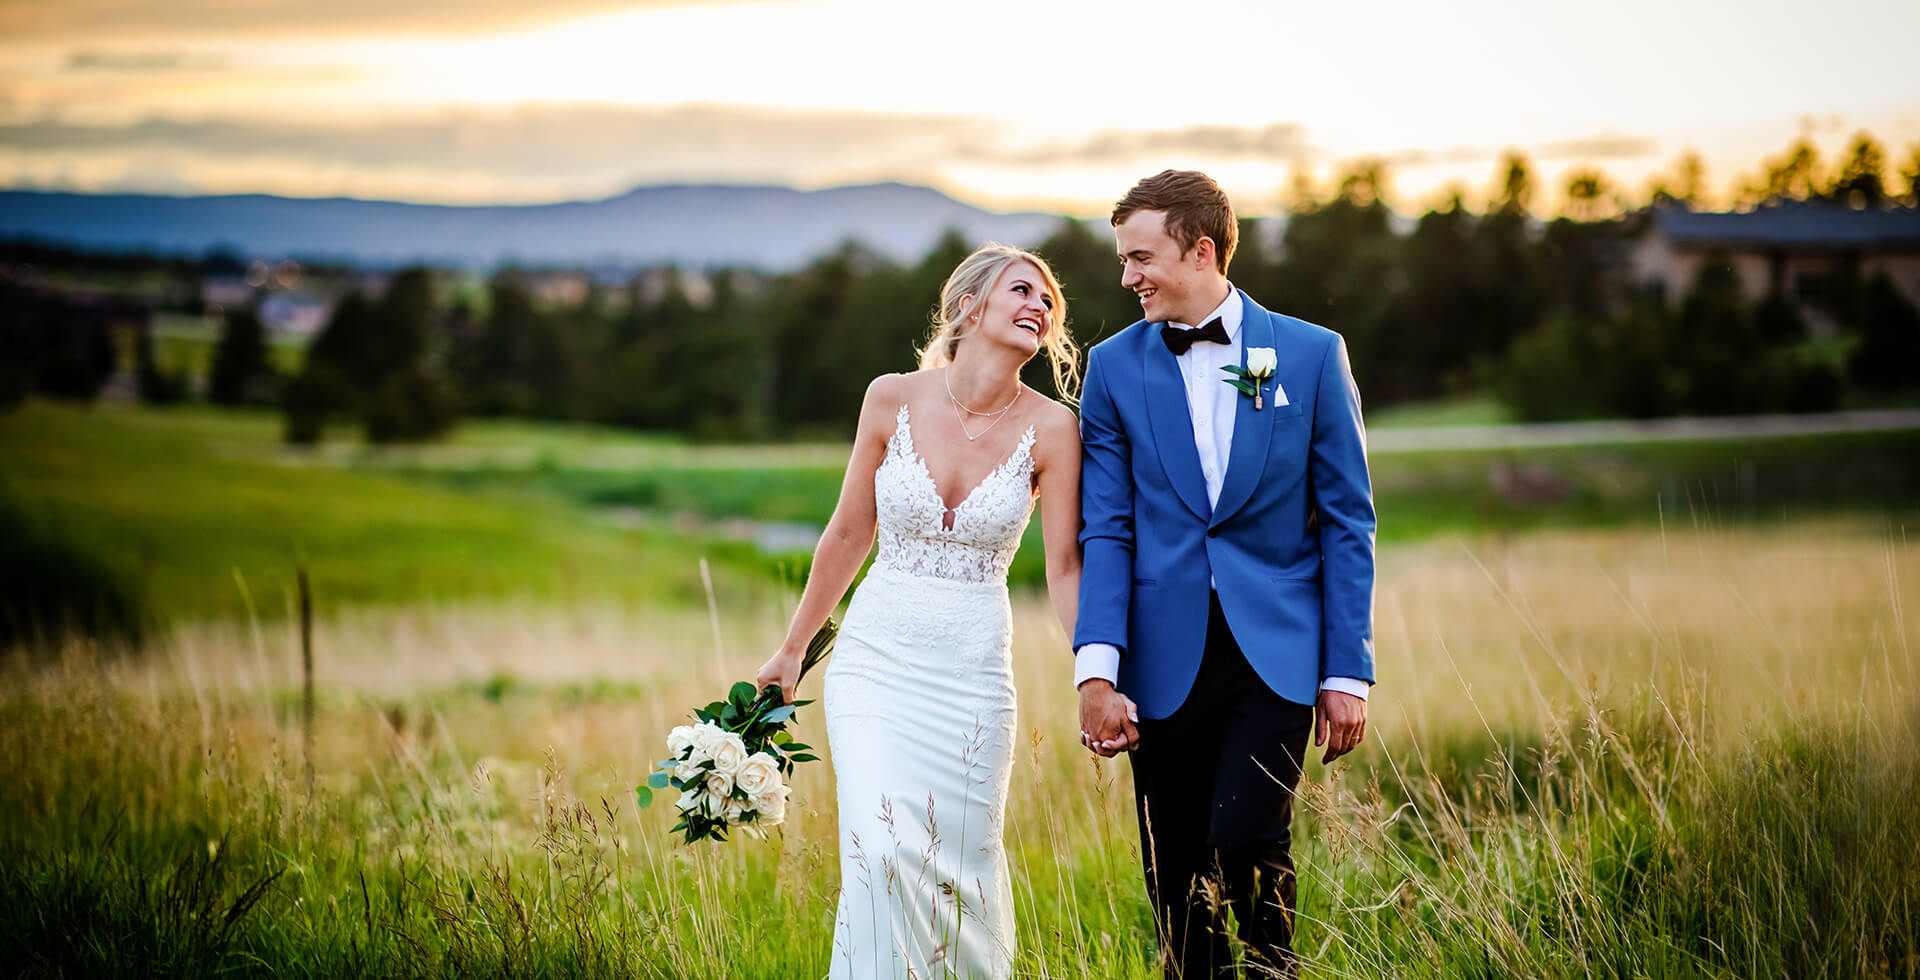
[1009,278,1053,304]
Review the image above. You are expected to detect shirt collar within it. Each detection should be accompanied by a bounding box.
[1170,283,1241,344]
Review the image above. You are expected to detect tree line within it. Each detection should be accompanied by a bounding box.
[4,132,1917,437]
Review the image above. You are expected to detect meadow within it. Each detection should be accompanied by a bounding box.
[2,401,1918,978]
[15,397,1895,612]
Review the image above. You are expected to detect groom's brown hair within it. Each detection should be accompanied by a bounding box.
[1111,170,1238,274]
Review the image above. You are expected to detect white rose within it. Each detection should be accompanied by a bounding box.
[751,782,790,826]
[688,721,730,761]
[706,784,740,822]
[1246,347,1277,376]
[705,769,734,800]
[665,724,697,758]
[674,786,708,815]
[673,757,702,783]
[708,732,749,779]
[734,752,781,799]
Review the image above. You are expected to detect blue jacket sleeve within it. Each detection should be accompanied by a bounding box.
[1073,347,1133,654]
[1310,334,1376,684]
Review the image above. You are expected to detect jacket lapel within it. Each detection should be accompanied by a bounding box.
[1142,327,1212,521]
[1208,293,1275,528]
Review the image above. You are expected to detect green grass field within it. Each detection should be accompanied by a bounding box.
[2,400,1917,978]
[149,314,309,382]
[5,400,1915,623]
[0,402,783,626]
[2,525,1914,978]
[364,411,1920,590]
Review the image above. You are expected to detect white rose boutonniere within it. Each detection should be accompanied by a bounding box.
[1222,347,1279,409]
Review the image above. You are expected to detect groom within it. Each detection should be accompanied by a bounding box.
[1074,170,1375,978]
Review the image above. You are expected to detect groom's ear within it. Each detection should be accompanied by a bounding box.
[1189,236,1216,270]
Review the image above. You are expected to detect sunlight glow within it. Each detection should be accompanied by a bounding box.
[2,0,1917,211]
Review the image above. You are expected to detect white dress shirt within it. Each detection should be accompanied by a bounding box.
[1075,285,1370,701]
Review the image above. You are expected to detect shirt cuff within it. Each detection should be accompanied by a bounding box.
[1073,644,1121,689]
[1319,676,1370,700]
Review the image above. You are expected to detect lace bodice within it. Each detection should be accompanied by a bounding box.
[871,405,1036,584]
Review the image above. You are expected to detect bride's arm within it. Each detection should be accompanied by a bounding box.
[753,375,900,703]
[1034,401,1083,643]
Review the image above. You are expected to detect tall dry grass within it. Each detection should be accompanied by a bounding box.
[1,520,1915,978]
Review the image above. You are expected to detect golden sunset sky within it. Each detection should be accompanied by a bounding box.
[2,0,1917,214]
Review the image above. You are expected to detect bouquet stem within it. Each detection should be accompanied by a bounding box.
[756,618,839,710]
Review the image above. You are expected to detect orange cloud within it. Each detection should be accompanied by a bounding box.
[0,0,747,41]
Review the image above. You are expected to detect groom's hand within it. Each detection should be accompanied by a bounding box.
[1078,680,1139,757]
[1315,689,1367,764]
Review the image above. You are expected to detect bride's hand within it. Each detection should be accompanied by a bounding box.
[1078,680,1140,757]
[753,650,803,705]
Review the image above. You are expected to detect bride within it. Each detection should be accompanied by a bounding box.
[754,243,1120,978]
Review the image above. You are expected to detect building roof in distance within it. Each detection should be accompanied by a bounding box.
[1654,202,1920,251]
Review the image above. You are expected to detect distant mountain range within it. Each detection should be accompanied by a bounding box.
[0,182,1070,270]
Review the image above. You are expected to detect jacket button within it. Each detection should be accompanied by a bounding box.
[1206,527,1221,538]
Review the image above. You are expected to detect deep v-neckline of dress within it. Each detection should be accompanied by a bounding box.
[894,406,1034,531]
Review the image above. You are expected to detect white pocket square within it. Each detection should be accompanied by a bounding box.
[1271,383,1289,407]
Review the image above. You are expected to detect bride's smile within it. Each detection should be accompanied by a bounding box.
[971,263,1054,356]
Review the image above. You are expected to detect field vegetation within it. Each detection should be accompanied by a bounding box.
[2,522,1914,978]
[2,400,1917,977]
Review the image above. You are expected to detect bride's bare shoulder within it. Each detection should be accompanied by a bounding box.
[1024,395,1082,468]
[1026,393,1079,437]
[853,373,922,441]
[860,371,922,410]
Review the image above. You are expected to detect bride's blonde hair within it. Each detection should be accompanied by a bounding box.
[917,243,1080,405]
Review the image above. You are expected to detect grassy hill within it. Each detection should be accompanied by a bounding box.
[5,399,1916,631]
[0,402,777,627]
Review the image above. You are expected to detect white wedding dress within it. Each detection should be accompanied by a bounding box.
[823,404,1036,979]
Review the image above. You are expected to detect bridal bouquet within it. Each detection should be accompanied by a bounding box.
[635,620,836,843]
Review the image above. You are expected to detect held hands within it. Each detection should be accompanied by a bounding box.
[1077,679,1140,757]
[1314,688,1367,764]
[752,649,803,706]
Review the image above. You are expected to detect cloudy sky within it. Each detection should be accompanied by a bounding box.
[2,0,1917,214]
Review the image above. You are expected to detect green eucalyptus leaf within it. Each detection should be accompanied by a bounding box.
[648,772,671,789]
[634,785,654,808]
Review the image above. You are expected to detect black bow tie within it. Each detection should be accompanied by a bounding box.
[1162,317,1229,356]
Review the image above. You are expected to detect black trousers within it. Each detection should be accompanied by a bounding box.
[1130,592,1315,979]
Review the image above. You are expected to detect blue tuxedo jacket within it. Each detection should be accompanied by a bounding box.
[1073,290,1376,719]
